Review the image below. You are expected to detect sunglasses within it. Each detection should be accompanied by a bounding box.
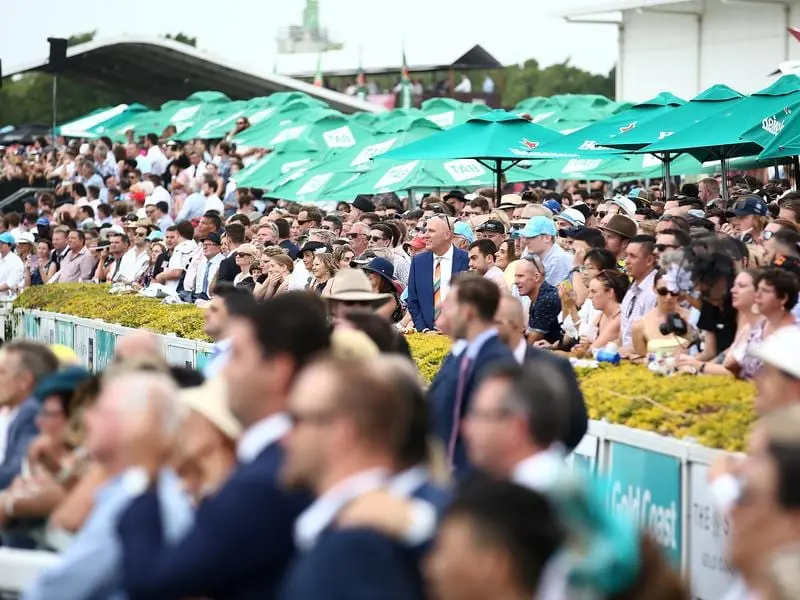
[369,236,385,243]
[657,288,680,297]
[655,244,679,253]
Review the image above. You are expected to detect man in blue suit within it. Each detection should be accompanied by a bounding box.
[407,216,469,331]
[428,274,514,476]
[117,292,331,600]
[279,357,424,600]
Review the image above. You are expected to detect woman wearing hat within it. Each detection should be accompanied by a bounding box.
[362,257,404,323]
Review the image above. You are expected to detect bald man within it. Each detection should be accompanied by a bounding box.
[406,216,469,331]
[494,296,588,453]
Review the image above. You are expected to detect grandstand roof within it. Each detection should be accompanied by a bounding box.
[4,36,381,114]
[274,44,503,78]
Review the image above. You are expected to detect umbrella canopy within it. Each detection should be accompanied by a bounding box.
[740,101,800,160]
[234,138,322,189]
[601,85,745,151]
[58,104,145,138]
[420,98,492,129]
[268,168,363,203]
[380,109,563,200]
[643,75,800,162]
[172,101,247,141]
[231,108,349,149]
[0,124,50,144]
[530,92,686,158]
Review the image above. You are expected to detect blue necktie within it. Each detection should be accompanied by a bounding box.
[201,262,211,295]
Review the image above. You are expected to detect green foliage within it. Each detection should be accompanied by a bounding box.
[163,33,197,47]
[68,31,97,47]
[503,59,616,107]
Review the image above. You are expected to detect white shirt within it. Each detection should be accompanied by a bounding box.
[148,185,172,213]
[482,77,495,94]
[193,253,224,295]
[0,251,25,300]
[237,412,292,464]
[433,245,455,303]
[116,247,149,283]
[0,406,19,461]
[288,260,311,291]
[483,265,507,289]
[511,446,566,492]
[146,146,168,176]
[454,77,472,93]
[165,239,196,291]
[204,194,224,214]
[294,468,389,552]
[513,338,527,365]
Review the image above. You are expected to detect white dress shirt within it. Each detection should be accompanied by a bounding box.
[511,445,566,492]
[116,247,149,283]
[294,468,389,552]
[0,251,25,300]
[237,412,292,464]
[204,194,224,214]
[193,253,224,296]
[165,239,197,291]
[483,265,507,289]
[433,244,455,303]
[146,146,168,176]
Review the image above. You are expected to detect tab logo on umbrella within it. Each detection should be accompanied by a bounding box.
[578,140,600,151]
[323,125,357,149]
[375,161,419,189]
[619,122,637,133]
[443,159,486,182]
[561,158,603,174]
[762,116,785,136]
[658,131,674,140]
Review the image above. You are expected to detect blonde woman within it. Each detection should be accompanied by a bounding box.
[310,252,338,295]
[333,244,356,270]
[254,253,294,299]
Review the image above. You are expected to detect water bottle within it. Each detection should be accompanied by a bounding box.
[596,342,621,366]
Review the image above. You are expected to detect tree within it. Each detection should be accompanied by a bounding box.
[67,30,97,47]
[502,59,615,106]
[163,33,197,47]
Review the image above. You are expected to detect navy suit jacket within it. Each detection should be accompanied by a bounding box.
[428,335,514,476]
[0,398,39,491]
[406,247,469,331]
[279,528,424,600]
[524,345,588,452]
[118,442,310,600]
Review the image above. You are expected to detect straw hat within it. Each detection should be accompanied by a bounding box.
[177,377,242,441]
[326,268,392,303]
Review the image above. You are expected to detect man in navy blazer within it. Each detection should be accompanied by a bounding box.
[279,358,424,600]
[0,342,59,492]
[117,293,331,600]
[407,216,469,331]
[428,274,514,476]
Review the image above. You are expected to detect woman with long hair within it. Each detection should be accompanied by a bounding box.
[254,253,293,299]
[310,252,338,295]
[582,269,630,351]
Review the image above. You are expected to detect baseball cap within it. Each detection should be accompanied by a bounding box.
[0,232,15,246]
[543,199,562,214]
[453,221,475,244]
[611,196,637,219]
[147,231,164,242]
[17,232,36,245]
[628,187,650,205]
[518,216,557,238]
[555,208,587,228]
[752,325,800,379]
[476,219,506,235]
[726,195,768,218]
[36,217,50,227]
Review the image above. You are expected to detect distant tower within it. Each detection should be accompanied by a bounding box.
[303,0,320,37]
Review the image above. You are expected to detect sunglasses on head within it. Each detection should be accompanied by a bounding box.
[657,287,680,297]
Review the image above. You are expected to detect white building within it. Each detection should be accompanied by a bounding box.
[558,0,800,101]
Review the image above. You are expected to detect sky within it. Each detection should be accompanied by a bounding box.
[1,0,618,76]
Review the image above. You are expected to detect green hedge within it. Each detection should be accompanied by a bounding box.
[15,285,756,451]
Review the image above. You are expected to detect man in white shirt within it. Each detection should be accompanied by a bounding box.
[176,180,207,222]
[202,178,224,215]
[0,233,25,300]
[116,222,151,283]
[154,222,196,292]
[454,75,472,94]
[191,232,224,302]
[467,239,507,290]
[145,134,167,176]
[147,175,173,214]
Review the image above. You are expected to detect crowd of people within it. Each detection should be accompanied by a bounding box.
[1,132,800,598]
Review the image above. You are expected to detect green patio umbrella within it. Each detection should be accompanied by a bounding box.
[173,101,246,141]
[740,100,800,160]
[379,109,564,201]
[530,92,685,159]
[234,138,322,189]
[322,158,536,200]
[58,104,149,138]
[268,168,363,202]
[600,84,744,195]
[643,75,800,199]
[231,108,345,149]
[421,98,492,129]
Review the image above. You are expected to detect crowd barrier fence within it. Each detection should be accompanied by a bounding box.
[0,308,738,599]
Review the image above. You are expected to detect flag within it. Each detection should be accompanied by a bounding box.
[400,48,412,109]
[790,27,800,43]
[313,53,324,87]
[356,46,368,102]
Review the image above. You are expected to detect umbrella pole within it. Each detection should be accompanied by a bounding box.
[495,159,502,208]
[720,157,730,205]
[663,153,672,198]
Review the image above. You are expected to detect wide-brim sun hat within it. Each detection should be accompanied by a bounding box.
[326,268,392,304]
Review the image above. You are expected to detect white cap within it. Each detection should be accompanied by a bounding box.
[611,195,637,219]
[555,208,586,227]
[752,325,800,379]
[79,143,91,156]
[17,232,36,245]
